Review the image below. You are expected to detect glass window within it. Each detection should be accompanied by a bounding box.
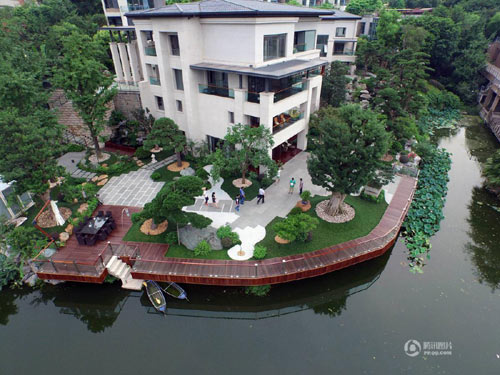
[155,96,164,110]
[176,100,183,112]
[173,69,184,91]
[316,34,329,57]
[294,30,316,53]
[336,27,346,37]
[228,111,234,124]
[2,186,21,216]
[169,35,180,56]
[18,192,32,208]
[264,34,286,61]
[0,198,11,219]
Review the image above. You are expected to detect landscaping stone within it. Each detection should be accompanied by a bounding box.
[59,232,70,242]
[315,200,355,223]
[180,167,195,176]
[91,176,99,182]
[24,273,38,287]
[77,203,88,213]
[360,93,372,100]
[97,178,108,186]
[360,89,369,94]
[296,201,311,212]
[179,225,222,250]
[97,174,108,181]
[65,224,74,235]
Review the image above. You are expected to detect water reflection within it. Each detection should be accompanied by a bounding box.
[464,119,499,165]
[466,187,500,291]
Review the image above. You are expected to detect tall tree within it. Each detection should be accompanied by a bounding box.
[143,118,186,167]
[210,123,277,184]
[52,23,117,158]
[321,61,349,107]
[307,105,390,216]
[346,0,384,15]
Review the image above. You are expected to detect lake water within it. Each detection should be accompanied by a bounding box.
[1,119,500,374]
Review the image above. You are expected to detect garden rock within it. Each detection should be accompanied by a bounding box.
[179,225,222,250]
[360,93,372,100]
[180,167,195,176]
[24,273,38,287]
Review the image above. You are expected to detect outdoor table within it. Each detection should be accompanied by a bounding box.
[79,216,109,235]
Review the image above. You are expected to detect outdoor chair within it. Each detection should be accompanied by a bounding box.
[97,231,108,241]
[76,234,86,246]
[97,211,104,217]
[109,220,117,230]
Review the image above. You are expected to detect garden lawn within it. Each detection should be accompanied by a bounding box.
[221,173,262,201]
[151,167,180,182]
[122,220,231,260]
[257,195,388,258]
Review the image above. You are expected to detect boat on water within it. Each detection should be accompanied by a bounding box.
[143,280,167,313]
[163,282,189,301]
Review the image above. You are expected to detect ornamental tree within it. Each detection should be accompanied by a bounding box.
[307,105,390,217]
[141,176,211,242]
[52,23,117,158]
[143,117,186,167]
[210,123,277,184]
[273,213,319,243]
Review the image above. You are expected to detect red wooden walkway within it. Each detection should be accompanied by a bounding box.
[130,175,418,286]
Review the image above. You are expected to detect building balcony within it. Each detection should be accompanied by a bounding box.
[149,76,160,85]
[274,82,306,103]
[333,49,355,56]
[145,46,157,56]
[272,110,304,134]
[198,84,234,99]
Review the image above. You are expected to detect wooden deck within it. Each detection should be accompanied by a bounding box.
[35,205,169,283]
[131,175,418,286]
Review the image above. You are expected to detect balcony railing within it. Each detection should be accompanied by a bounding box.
[149,76,160,85]
[144,46,157,56]
[274,82,306,103]
[272,111,304,134]
[246,91,260,103]
[293,44,308,53]
[199,84,234,99]
[333,49,355,56]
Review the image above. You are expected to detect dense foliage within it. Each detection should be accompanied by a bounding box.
[484,150,500,186]
[403,147,451,273]
[143,118,186,167]
[346,0,384,15]
[194,240,211,257]
[273,213,319,242]
[321,61,349,107]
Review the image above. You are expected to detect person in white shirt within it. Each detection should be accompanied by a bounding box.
[257,187,265,204]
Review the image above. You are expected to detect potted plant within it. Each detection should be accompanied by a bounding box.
[300,190,311,205]
[290,108,300,120]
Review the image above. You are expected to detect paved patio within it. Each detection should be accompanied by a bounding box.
[57,152,96,180]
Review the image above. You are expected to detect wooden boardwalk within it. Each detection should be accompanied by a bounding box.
[131,175,418,286]
[35,205,169,283]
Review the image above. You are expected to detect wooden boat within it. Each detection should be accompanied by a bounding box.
[163,282,189,301]
[143,280,167,313]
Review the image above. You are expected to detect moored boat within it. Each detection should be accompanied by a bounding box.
[143,280,167,313]
[164,282,189,301]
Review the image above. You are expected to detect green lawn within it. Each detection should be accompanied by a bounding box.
[221,173,261,201]
[122,220,231,259]
[256,195,388,258]
[150,167,181,182]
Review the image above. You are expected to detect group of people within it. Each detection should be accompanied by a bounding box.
[200,171,305,213]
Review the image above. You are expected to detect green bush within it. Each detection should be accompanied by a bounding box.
[253,245,267,259]
[360,189,385,203]
[273,213,319,242]
[245,285,271,296]
[195,168,209,181]
[221,236,234,249]
[134,146,151,160]
[300,190,311,203]
[150,171,161,181]
[216,225,233,239]
[165,231,178,245]
[131,212,143,224]
[0,254,19,291]
[65,143,85,152]
[194,240,211,256]
[414,141,435,159]
[289,207,303,216]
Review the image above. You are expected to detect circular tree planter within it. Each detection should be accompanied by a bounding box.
[295,200,311,212]
[140,219,168,235]
[315,200,355,224]
[89,152,111,164]
[274,235,290,244]
[167,161,190,172]
[232,178,253,188]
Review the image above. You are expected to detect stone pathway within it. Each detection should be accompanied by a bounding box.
[57,152,96,181]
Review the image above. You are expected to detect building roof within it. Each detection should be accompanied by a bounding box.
[321,10,362,20]
[191,58,327,79]
[126,0,334,19]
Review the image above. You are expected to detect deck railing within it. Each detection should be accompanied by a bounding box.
[144,46,157,56]
[198,84,235,99]
[273,81,306,103]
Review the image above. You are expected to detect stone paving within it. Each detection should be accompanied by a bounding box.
[57,152,96,180]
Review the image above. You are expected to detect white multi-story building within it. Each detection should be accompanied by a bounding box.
[103,0,360,162]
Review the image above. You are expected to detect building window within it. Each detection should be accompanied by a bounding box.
[336,27,346,37]
[333,42,345,55]
[357,22,365,37]
[264,34,286,61]
[104,0,119,9]
[107,16,122,26]
[173,69,184,91]
[169,34,180,56]
[316,34,329,57]
[176,100,183,112]
[156,96,164,110]
[294,30,316,53]
[228,111,234,123]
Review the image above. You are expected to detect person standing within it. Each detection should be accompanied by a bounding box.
[211,192,218,208]
[239,187,245,205]
[257,187,265,204]
[299,178,304,195]
[203,187,209,205]
[289,177,296,194]
[276,168,281,184]
[235,195,240,212]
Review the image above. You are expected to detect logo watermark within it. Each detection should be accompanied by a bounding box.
[404,340,452,357]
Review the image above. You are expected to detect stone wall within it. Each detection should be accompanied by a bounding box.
[113,91,142,120]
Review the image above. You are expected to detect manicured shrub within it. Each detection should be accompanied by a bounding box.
[165,232,178,245]
[289,207,303,216]
[194,240,211,256]
[216,225,232,239]
[245,285,271,296]
[150,171,161,181]
[360,189,385,203]
[221,236,234,249]
[134,146,151,160]
[253,245,267,259]
[195,167,209,181]
[300,190,311,203]
[65,143,85,152]
[273,213,319,242]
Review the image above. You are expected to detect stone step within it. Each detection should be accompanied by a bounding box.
[122,277,144,291]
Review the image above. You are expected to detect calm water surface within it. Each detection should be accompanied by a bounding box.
[1,119,500,374]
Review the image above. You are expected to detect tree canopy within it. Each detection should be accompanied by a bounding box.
[307,105,390,216]
[321,61,350,107]
[144,118,186,167]
[346,0,384,15]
